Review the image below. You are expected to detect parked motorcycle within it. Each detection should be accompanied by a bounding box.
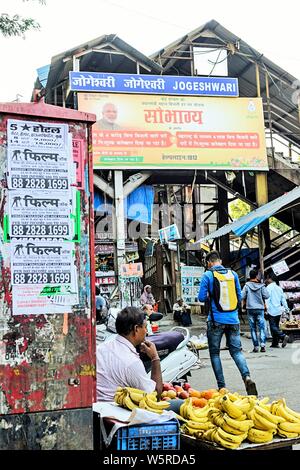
[96,308,198,383]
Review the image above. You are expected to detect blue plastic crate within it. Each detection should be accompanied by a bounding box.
[116,419,180,451]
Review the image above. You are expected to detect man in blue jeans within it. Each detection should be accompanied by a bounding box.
[198,251,257,395]
[265,272,289,348]
[241,269,269,353]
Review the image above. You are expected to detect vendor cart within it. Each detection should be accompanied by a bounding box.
[181,433,300,451]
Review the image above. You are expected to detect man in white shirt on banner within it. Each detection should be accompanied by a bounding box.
[96,306,163,402]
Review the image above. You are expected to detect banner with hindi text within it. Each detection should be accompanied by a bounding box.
[78,93,268,170]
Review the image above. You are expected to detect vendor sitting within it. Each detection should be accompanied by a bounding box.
[96,307,163,402]
[142,304,163,323]
[173,298,192,327]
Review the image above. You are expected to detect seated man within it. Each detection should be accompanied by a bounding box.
[142,304,163,323]
[173,298,192,326]
[96,306,163,402]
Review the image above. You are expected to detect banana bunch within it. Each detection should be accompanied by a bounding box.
[139,392,171,414]
[114,387,170,413]
[221,394,249,420]
[180,398,209,421]
[247,427,274,444]
[114,386,146,410]
[271,399,300,438]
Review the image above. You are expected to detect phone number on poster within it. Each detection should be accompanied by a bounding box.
[11,224,70,236]
[13,272,71,284]
[11,178,69,189]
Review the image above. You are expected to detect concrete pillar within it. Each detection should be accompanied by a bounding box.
[217,186,230,264]
[255,172,269,270]
[114,171,126,275]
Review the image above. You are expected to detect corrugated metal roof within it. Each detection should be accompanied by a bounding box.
[36,64,50,88]
[196,185,300,243]
[46,34,162,94]
[150,19,300,149]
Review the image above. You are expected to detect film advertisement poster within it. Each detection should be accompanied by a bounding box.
[9,190,73,239]
[11,241,78,315]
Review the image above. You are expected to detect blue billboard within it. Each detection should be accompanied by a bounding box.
[69,71,239,97]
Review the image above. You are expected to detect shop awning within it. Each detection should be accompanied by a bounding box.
[195,186,300,244]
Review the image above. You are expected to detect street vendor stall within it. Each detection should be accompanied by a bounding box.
[181,433,300,451]
[97,385,300,452]
[279,281,300,341]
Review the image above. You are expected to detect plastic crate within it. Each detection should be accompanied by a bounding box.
[116,419,180,451]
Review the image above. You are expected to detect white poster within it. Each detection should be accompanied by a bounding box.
[11,241,74,285]
[7,147,70,190]
[271,260,289,276]
[181,266,204,303]
[7,119,68,150]
[7,119,71,190]
[9,190,73,238]
[11,241,78,315]
[12,284,76,315]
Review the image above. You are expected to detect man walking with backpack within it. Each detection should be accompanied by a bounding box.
[241,269,269,353]
[198,251,257,395]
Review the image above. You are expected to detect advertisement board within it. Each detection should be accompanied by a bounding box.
[78,93,267,169]
[181,266,205,304]
[70,71,239,97]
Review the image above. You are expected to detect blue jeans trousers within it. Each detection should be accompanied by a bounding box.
[247,309,266,348]
[207,321,250,389]
[269,315,285,346]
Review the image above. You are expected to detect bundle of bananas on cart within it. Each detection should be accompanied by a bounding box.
[179,393,300,449]
[114,387,171,413]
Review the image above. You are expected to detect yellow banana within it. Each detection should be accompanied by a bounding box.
[259,397,270,405]
[247,427,274,443]
[228,392,240,402]
[145,394,170,410]
[277,429,299,439]
[126,387,146,394]
[278,421,300,434]
[123,394,138,411]
[180,401,188,419]
[280,398,300,419]
[202,427,218,442]
[188,412,209,423]
[192,405,210,418]
[252,409,277,432]
[223,413,253,432]
[217,427,246,444]
[186,420,214,431]
[283,405,300,421]
[221,422,247,436]
[234,398,252,414]
[183,398,194,419]
[214,430,240,449]
[144,404,163,414]
[276,403,300,423]
[254,405,284,425]
[271,401,280,415]
[208,410,225,427]
[115,391,127,406]
[181,424,205,438]
[129,391,146,404]
[221,395,245,419]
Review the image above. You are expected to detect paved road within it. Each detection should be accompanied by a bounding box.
[189,336,300,408]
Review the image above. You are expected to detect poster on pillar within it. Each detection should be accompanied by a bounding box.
[78,93,268,170]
